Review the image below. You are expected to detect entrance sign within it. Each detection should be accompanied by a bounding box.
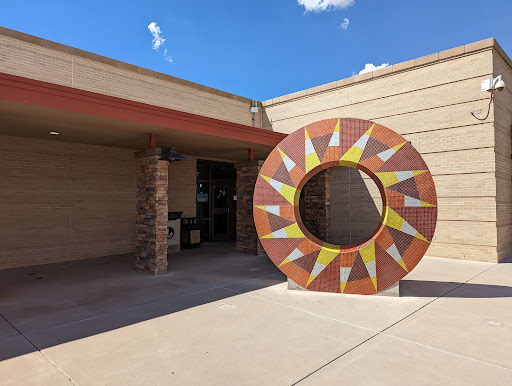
[253,118,437,294]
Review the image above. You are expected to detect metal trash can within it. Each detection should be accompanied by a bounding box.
[167,212,183,252]
[181,217,201,248]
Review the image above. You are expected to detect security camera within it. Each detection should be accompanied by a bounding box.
[494,75,506,92]
[481,75,506,92]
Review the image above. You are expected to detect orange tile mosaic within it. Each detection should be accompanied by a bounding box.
[253,118,438,295]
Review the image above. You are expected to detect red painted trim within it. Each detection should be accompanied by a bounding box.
[0,72,286,147]
[149,133,156,148]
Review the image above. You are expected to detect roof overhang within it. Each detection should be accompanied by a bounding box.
[0,72,286,160]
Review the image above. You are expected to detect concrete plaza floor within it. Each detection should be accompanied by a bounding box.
[0,243,511,385]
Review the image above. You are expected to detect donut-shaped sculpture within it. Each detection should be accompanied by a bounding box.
[253,118,437,295]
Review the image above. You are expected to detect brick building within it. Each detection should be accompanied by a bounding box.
[1,26,511,272]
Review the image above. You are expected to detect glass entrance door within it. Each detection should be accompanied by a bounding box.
[212,183,235,242]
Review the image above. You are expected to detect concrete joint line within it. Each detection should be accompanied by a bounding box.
[222,261,512,384]
[20,272,281,336]
[0,313,78,385]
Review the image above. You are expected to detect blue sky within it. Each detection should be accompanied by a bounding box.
[2,0,511,100]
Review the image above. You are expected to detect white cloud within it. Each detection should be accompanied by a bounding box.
[148,22,165,51]
[340,18,350,30]
[298,0,355,13]
[358,63,390,75]
[148,22,172,62]
[164,49,173,63]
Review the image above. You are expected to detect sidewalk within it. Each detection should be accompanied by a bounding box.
[1,244,511,385]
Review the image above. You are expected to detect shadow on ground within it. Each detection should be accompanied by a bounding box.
[0,243,285,361]
[399,280,512,298]
[2,244,512,364]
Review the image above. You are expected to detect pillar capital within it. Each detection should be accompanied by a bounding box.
[234,160,264,169]
[135,147,163,159]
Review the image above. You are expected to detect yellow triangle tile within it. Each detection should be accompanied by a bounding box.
[261,175,272,183]
[415,232,429,242]
[360,242,376,263]
[306,152,321,173]
[279,258,291,267]
[375,172,400,188]
[340,282,347,293]
[365,123,375,136]
[339,146,363,167]
[392,141,407,152]
[277,148,287,160]
[261,174,296,205]
[412,170,428,176]
[284,223,305,238]
[317,244,339,266]
[280,184,297,205]
[261,233,273,239]
[421,201,437,207]
[398,259,408,272]
[254,205,266,211]
[306,274,316,288]
[305,129,311,141]
[371,276,377,290]
[382,207,405,231]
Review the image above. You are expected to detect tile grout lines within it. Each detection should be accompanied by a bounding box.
[221,261,512,385]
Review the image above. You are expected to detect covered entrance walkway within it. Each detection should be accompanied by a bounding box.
[0,71,285,273]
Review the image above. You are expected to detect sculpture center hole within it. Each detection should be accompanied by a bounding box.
[300,166,383,246]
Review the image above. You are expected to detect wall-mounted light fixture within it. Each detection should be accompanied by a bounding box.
[159,146,186,162]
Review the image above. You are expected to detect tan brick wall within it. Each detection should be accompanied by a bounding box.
[168,156,197,218]
[0,29,262,129]
[0,135,136,269]
[263,41,505,262]
[493,50,512,261]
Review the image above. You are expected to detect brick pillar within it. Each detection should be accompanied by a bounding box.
[303,169,331,242]
[135,148,168,275]
[235,160,265,255]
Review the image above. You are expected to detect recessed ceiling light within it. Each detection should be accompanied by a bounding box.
[50,131,60,135]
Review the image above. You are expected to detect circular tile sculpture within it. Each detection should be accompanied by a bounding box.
[253,118,437,295]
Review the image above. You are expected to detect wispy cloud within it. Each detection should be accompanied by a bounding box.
[148,22,165,50]
[358,63,390,75]
[148,22,172,62]
[340,18,350,30]
[297,0,355,13]
[163,49,173,63]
